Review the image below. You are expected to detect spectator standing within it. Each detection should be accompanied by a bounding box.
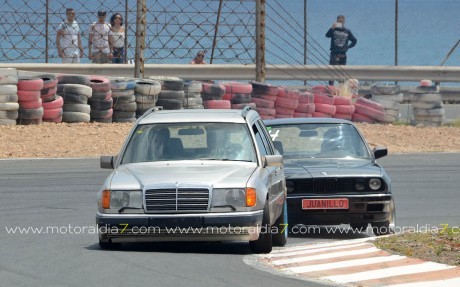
[325,15,357,85]
[109,13,125,64]
[190,51,206,64]
[88,10,113,63]
[56,8,83,63]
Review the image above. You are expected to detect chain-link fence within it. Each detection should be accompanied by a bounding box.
[0,0,458,70]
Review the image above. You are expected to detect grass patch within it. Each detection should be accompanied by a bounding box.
[451,119,460,127]
[374,228,460,266]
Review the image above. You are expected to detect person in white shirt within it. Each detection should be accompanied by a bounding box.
[88,10,113,63]
[56,8,83,63]
[109,13,125,64]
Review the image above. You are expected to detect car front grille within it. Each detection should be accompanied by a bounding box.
[145,188,210,212]
[292,178,357,194]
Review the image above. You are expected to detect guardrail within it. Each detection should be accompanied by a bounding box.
[3,64,460,82]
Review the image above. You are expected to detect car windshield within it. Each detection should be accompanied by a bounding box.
[120,122,257,164]
[266,123,371,159]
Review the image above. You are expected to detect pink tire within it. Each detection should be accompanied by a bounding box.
[222,82,252,94]
[231,103,256,109]
[312,85,329,94]
[202,83,226,97]
[275,113,293,119]
[43,107,63,119]
[19,99,42,110]
[293,112,309,118]
[204,100,231,109]
[312,111,332,118]
[352,113,375,123]
[295,103,315,114]
[333,96,353,105]
[355,97,385,112]
[333,113,353,120]
[298,91,314,103]
[251,81,278,96]
[251,97,275,109]
[275,106,295,116]
[258,94,277,102]
[90,75,111,92]
[328,85,340,96]
[41,86,58,102]
[335,104,355,114]
[43,116,63,123]
[222,94,232,101]
[277,88,300,100]
[42,96,64,109]
[314,93,334,105]
[354,103,385,121]
[315,103,336,115]
[18,78,44,91]
[275,97,298,109]
[18,90,41,102]
[257,107,276,117]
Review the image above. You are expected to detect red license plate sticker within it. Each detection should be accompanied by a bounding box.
[302,198,349,210]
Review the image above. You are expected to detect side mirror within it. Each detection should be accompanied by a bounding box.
[263,154,283,167]
[373,146,388,159]
[100,156,114,169]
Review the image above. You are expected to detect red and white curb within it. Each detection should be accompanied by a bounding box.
[258,238,460,286]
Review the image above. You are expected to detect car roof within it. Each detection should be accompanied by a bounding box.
[264,117,354,126]
[138,109,259,125]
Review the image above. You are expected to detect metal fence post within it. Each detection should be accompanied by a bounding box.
[134,0,146,78]
[210,0,223,64]
[255,0,266,82]
[45,0,49,63]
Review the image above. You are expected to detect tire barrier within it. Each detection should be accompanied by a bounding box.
[371,84,403,123]
[352,97,386,123]
[332,96,354,120]
[58,82,92,123]
[313,93,335,105]
[251,82,278,118]
[223,82,252,110]
[135,79,161,117]
[295,91,314,117]
[409,81,445,126]
[275,88,299,118]
[0,68,19,125]
[152,77,184,110]
[183,81,203,109]
[37,73,60,122]
[88,88,110,122]
[111,77,137,122]
[17,76,44,125]
[201,82,228,109]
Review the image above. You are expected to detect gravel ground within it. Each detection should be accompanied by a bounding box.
[0,122,459,159]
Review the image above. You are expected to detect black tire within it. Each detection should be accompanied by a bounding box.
[62,111,90,123]
[112,117,136,123]
[249,201,273,254]
[162,79,184,91]
[156,99,182,110]
[91,90,112,101]
[136,94,158,104]
[113,101,137,112]
[37,73,57,87]
[89,98,113,110]
[110,78,137,90]
[0,94,18,103]
[90,108,112,119]
[231,94,252,104]
[371,84,401,95]
[112,94,136,104]
[18,107,44,120]
[350,223,369,232]
[113,111,136,119]
[57,84,92,98]
[272,201,288,247]
[135,79,161,95]
[17,118,42,125]
[372,198,396,236]
[92,117,113,123]
[60,93,89,104]
[57,74,91,86]
[201,93,222,101]
[159,90,185,100]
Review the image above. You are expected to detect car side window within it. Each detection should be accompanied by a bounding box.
[252,123,269,157]
[257,120,275,155]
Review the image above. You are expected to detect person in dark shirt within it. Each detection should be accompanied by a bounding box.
[326,15,357,85]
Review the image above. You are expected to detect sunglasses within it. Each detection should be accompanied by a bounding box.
[98,14,106,17]
[115,16,122,19]
[67,12,75,15]
[198,54,204,57]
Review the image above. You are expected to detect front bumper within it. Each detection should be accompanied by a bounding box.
[287,194,393,225]
[96,210,263,242]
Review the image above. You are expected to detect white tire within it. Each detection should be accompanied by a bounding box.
[371,84,400,95]
[385,109,400,118]
[413,108,445,117]
[372,93,403,103]
[411,101,443,109]
[410,93,442,103]
[0,94,18,103]
[372,98,400,110]
[184,81,203,93]
[409,86,440,94]
[135,79,161,96]
[0,102,19,111]
[0,68,19,85]
[0,84,18,94]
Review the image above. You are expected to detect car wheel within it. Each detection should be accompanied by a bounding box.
[272,201,288,247]
[249,201,273,254]
[372,198,396,236]
[350,223,368,232]
[99,238,121,250]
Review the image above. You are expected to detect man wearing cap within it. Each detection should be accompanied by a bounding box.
[88,10,113,63]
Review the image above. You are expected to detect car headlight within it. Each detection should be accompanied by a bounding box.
[354,179,366,191]
[211,188,247,208]
[286,181,295,193]
[110,190,143,209]
[368,178,382,190]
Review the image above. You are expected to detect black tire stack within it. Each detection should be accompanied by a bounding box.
[371,84,403,123]
[17,76,44,125]
[183,81,203,109]
[57,74,92,123]
[409,82,445,126]
[152,77,185,110]
[89,76,113,123]
[135,79,161,117]
[250,81,279,120]
[201,82,228,109]
[38,74,62,123]
[223,82,254,110]
[0,68,19,125]
[111,78,137,123]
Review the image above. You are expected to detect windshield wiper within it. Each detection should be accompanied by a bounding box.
[118,206,143,213]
